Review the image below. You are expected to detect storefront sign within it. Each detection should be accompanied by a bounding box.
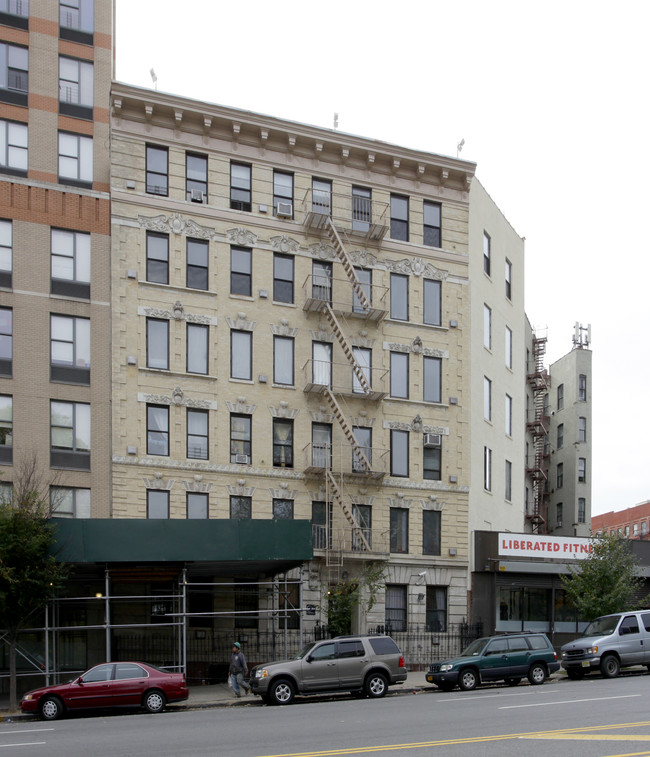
[498,533,593,560]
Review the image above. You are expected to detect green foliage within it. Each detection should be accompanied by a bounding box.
[560,532,646,620]
[327,580,359,636]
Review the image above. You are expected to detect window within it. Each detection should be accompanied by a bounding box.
[145,145,168,195]
[579,374,587,401]
[352,347,371,394]
[352,426,371,472]
[423,442,441,481]
[353,268,372,313]
[187,492,208,519]
[147,318,169,370]
[146,232,169,284]
[273,170,293,217]
[556,462,563,488]
[0,1,29,26]
[390,273,408,320]
[273,498,294,519]
[0,307,11,375]
[390,508,408,553]
[390,352,408,399]
[273,419,293,467]
[385,585,407,631]
[60,0,93,38]
[187,323,208,375]
[230,162,251,211]
[186,238,208,290]
[578,457,586,482]
[390,429,409,477]
[312,423,331,468]
[50,487,90,518]
[0,119,27,174]
[504,394,512,436]
[483,446,492,491]
[230,414,251,464]
[187,408,208,460]
[423,201,441,247]
[273,253,294,303]
[58,56,92,117]
[352,503,372,550]
[230,246,252,295]
[312,501,332,550]
[505,326,512,369]
[58,132,92,185]
[312,341,332,386]
[426,586,447,632]
[0,394,12,463]
[312,260,332,302]
[557,383,564,410]
[0,219,10,285]
[484,377,492,421]
[230,495,251,519]
[186,153,207,201]
[312,178,331,215]
[483,232,491,276]
[423,279,441,326]
[578,498,586,523]
[557,423,564,449]
[352,186,371,232]
[423,356,441,403]
[0,43,28,105]
[556,502,563,527]
[505,459,512,501]
[423,510,441,556]
[273,336,294,386]
[578,416,587,443]
[147,490,169,519]
[50,401,90,469]
[231,330,252,380]
[50,314,90,383]
[483,304,491,349]
[390,194,409,241]
[505,259,512,300]
[147,404,169,456]
[51,229,90,297]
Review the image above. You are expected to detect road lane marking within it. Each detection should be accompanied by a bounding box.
[522,734,650,741]
[500,694,641,709]
[0,730,54,735]
[0,743,47,748]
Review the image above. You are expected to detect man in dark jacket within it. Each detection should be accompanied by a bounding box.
[229,642,251,697]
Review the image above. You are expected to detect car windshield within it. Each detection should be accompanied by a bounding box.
[460,638,489,656]
[582,616,620,637]
[293,642,318,660]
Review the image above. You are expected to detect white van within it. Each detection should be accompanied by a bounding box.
[561,611,650,679]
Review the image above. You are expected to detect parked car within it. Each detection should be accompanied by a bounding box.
[425,632,560,691]
[20,661,189,720]
[561,611,650,679]
[249,634,407,705]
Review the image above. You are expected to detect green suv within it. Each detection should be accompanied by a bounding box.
[426,632,559,691]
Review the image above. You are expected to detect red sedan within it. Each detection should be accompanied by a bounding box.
[20,662,189,720]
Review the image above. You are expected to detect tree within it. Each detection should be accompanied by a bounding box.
[0,456,68,711]
[561,531,646,621]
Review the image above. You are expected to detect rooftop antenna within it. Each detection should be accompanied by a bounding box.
[456,138,465,157]
[150,68,158,90]
[333,112,339,129]
[572,322,591,349]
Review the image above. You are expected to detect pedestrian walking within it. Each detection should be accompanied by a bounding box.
[229,641,251,697]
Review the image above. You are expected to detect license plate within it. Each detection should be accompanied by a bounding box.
[581,660,590,667]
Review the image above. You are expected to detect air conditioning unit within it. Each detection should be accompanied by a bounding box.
[276,201,293,218]
[190,189,205,203]
[556,521,563,528]
[423,433,442,448]
[234,454,250,464]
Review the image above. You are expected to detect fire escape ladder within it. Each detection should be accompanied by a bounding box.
[322,387,372,473]
[528,335,549,533]
[322,304,371,394]
[326,469,372,552]
[326,218,372,314]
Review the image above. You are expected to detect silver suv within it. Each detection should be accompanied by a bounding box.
[249,635,407,705]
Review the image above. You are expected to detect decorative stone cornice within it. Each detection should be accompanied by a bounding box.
[384,341,411,354]
[385,257,447,279]
[309,242,336,261]
[226,314,256,331]
[137,213,217,239]
[309,329,333,343]
[270,235,299,254]
[350,417,375,427]
[269,487,297,500]
[309,410,334,423]
[270,320,299,338]
[142,472,174,490]
[421,496,444,511]
[226,399,257,414]
[269,403,299,419]
[183,476,212,493]
[348,249,379,267]
[227,483,255,497]
[227,227,257,247]
[422,347,447,359]
[138,390,214,410]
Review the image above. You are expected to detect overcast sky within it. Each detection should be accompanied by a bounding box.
[115,0,650,517]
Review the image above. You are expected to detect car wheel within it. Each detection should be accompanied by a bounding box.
[437,681,455,692]
[567,668,585,680]
[600,654,620,679]
[458,668,478,691]
[143,689,166,713]
[365,672,388,698]
[505,677,521,686]
[528,664,547,685]
[39,695,64,721]
[269,679,294,706]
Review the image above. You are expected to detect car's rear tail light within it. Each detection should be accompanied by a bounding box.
[553,652,558,660]
[399,655,405,668]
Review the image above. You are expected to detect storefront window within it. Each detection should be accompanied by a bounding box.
[497,587,551,632]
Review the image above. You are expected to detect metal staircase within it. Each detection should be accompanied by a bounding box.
[526,334,549,533]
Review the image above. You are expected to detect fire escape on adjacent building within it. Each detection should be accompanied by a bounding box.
[300,186,391,581]
[526,334,550,534]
